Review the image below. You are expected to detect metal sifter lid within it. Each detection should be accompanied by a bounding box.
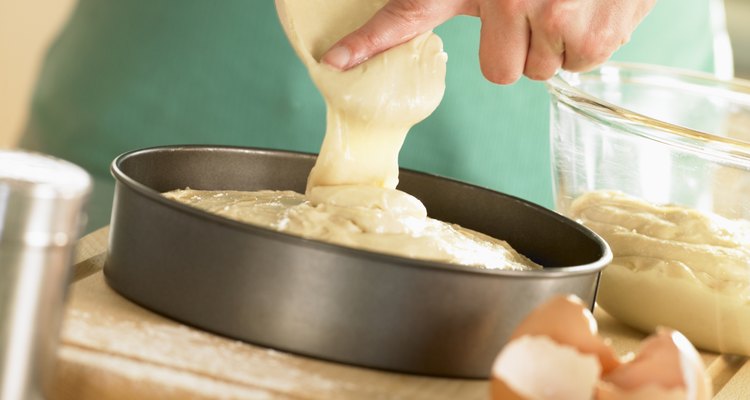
[0,150,92,247]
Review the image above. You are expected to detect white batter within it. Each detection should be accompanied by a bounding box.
[162,1,541,271]
[569,190,750,355]
[275,0,446,192]
[164,187,541,271]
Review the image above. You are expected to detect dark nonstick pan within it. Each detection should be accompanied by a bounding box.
[104,145,611,378]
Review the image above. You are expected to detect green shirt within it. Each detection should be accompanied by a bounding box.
[21,0,722,232]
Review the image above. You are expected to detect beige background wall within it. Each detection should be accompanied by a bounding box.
[1,0,74,148]
[1,1,749,149]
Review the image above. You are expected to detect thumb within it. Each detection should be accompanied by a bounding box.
[321,1,461,70]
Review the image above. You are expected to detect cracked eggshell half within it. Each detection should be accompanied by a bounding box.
[489,295,712,400]
[491,335,602,400]
[597,328,712,400]
[490,295,620,400]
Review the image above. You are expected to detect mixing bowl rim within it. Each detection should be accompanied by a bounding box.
[110,144,612,279]
[546,62,750,161]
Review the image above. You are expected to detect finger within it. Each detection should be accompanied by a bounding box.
[560,1,650,73]
[321,1,460,70]
[562,27,626,72]
[478,2,529,84]
[523,24,564,81]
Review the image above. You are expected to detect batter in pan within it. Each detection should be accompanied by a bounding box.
[164,187,540,271]
[164,0,540,271]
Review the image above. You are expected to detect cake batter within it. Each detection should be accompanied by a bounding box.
[570,190,750,355]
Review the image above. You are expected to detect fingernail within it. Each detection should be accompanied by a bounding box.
[321,45,351,70]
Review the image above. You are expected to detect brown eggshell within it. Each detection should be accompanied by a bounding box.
[599,327,712,400]
[596,383,688,400]
[510,294,621,374]
[491,335,602,400]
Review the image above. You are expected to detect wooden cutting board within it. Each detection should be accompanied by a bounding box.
[51,228,750,399]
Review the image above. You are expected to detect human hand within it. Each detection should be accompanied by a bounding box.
[320,0,655,84]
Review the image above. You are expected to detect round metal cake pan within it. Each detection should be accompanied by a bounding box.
[104,145,612,378]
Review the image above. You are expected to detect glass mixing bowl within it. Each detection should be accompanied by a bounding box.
[547,62,750,355]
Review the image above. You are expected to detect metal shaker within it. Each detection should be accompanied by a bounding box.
[0,150,91,400]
